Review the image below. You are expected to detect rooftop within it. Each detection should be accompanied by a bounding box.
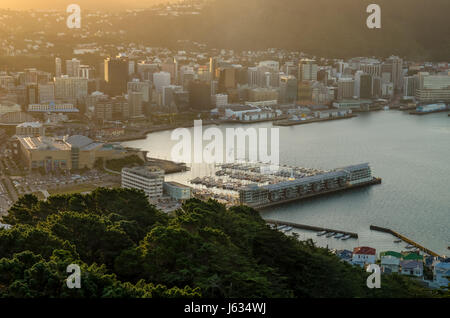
[353,246,376,255]
[400,260,423,270]
[122,166,164,178]
[17,121,43,128]
[165,181,191,189]
[18,136,71,151]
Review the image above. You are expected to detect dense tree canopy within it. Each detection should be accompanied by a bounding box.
[0,188,446,298]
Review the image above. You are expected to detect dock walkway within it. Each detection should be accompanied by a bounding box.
[265,219,358,238]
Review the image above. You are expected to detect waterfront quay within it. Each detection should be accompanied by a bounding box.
[370,225,443,258]
[274,114,357,126]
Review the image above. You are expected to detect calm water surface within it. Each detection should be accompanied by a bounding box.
[123,110,450,256]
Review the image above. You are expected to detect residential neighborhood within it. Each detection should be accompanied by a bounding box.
[334,246,449,289]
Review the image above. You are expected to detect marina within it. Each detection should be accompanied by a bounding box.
[122,111,450,256]
[187,162,382,210]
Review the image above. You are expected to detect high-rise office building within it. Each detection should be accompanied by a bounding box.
[180,66,195,90]
[359,63,381,77]
[298,59,318,81]
[354,70,364,98]
[189,80,211,110]
[161,85,183,107]
[297,81,313,103]
[66,58,81,78]
[38,83,55,104]
[55,58,62,78]
[95,97,113,122]
[359,74,373,99]
[54,76,88,103]
[104,57,129,96]
[26,84,39,106]
[209,57,219,80]
[385,56,403,90]
[372,77,382,99]
[217,68,236,93]
[403,75,419,99]
[279,75,298,103]
[128,79,151,103]
[161,57,177,84]
[136,62,159,81]
[128,91,144,118]
[153,72,171,94]
[79,65,94,79]
[247,67,258,87]
[337,78,355,100]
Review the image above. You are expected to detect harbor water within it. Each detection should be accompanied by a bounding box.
[122,110,450,256]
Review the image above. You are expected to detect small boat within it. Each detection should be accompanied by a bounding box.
[405,244,415,249]
[325,232,335,238]
[283,226,293,232]
[334,233,344,239]
[317,230,327,236]
[341,234,351,240]
[277,225,287,230]
[394,239,402,243]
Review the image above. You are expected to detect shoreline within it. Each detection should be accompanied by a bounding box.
[409,109,449,115]
[273,114,357,126]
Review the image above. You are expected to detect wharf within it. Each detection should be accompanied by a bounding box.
[274,114,357,126]
[265,219,358,238]
[220,115,288,124]
[370,225,442,258]
[409,109,449,115]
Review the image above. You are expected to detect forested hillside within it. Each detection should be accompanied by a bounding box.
[1,188,445,298]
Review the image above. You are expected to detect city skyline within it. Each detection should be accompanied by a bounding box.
[0,0,448,302]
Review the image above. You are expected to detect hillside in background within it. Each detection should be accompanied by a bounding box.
[0,0,166,10]
[120,0,450,60]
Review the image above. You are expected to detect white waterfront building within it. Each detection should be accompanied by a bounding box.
[121,166,165,200]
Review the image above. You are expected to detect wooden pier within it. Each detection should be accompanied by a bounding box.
[370,225,442,258]
[265,219,358,238]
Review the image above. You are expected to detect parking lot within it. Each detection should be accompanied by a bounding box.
[11,169,121,198]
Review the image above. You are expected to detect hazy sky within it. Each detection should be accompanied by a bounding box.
[0,0,168,10]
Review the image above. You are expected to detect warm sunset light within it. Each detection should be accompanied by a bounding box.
[0,0,448,308]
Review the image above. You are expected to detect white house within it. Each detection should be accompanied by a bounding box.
[352,246,376,267]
